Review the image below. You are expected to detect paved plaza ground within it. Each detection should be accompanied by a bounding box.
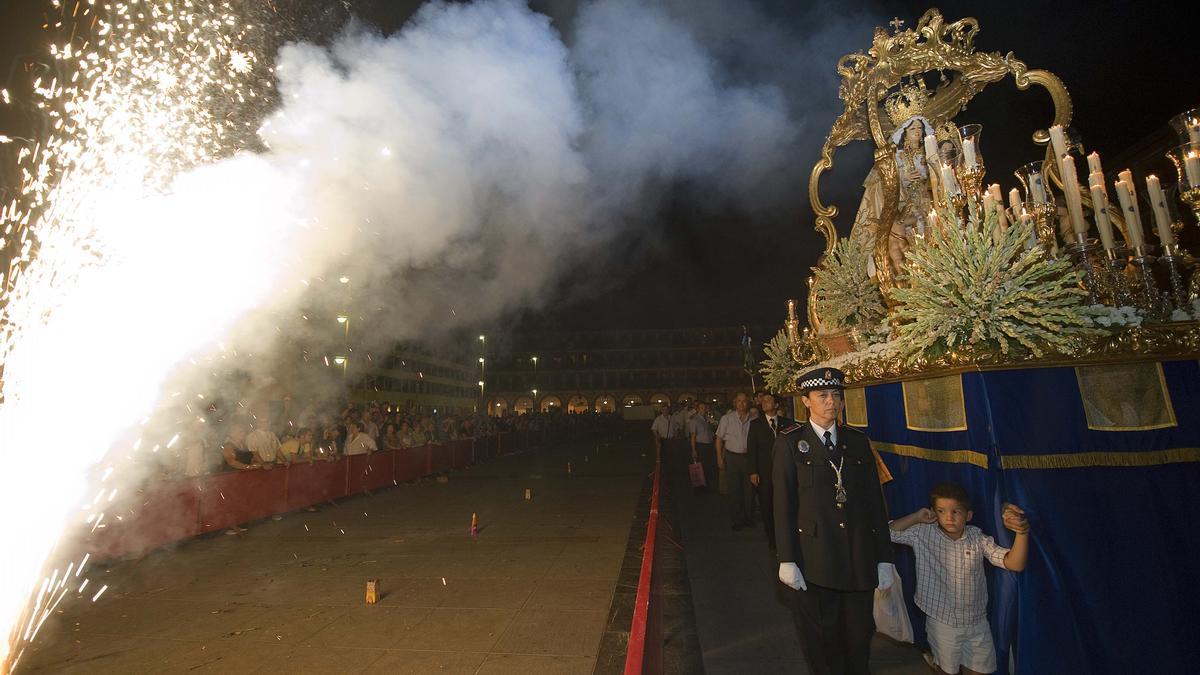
[20,434,929,674]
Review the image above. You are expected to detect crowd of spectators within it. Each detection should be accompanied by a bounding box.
[174,397,625,477]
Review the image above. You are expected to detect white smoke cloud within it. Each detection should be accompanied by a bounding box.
[237,0,804,353]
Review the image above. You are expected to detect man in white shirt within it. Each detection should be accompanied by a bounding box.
[245,423,282,466]
[343,420,378,456]
[715,392,753,530]
[650,405,674,456]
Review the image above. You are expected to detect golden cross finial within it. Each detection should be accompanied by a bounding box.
[889,16,905,34]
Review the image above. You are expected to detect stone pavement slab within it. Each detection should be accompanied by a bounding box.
[19,438,650,674]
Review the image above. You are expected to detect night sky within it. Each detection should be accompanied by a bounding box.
[2,0,1196,338]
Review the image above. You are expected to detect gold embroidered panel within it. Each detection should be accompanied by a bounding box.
[902,374,968,432]
[844,387,868,427]
[1075,362,1177,431]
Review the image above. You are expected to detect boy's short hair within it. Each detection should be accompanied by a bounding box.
[929,482,972,511]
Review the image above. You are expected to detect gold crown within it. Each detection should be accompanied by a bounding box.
[933,120,960,144]
[883,79,931,127]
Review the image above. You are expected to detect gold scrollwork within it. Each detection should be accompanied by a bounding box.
[806,9,1075,324]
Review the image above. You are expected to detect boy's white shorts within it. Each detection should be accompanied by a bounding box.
[925,615,997,673]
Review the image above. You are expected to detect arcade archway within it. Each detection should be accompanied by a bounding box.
[649,393,671,407]
[622,394,643,408]
[567,395,589,414]
[513,396,533,415]
[594,395,616,413]
[540,395,562,412]
[488,398,509,417]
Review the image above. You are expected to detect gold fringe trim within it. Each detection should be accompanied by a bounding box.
[874,441,989,469]
[1000,448,1200,470]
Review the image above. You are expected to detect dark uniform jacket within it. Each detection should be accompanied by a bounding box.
[747,414,790,480]
[772,421,892,591]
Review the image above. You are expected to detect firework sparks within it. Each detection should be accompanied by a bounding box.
[0,1,301,668]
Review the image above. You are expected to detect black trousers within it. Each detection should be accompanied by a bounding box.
[755,478,776,550]
[791,583,875,675]
[692,442,717,489]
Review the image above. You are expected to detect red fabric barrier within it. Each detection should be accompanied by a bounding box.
[347,451,396,493]
[90,478,201,558]
[625,449,662,675]
[498,431,518,455]
[450,439,473,469]
[197,468,288,533]
[429,443,454,474]
[285,459,348,511]
[395,445,429,481]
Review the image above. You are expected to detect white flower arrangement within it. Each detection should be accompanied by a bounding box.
[1086,305,1143,328]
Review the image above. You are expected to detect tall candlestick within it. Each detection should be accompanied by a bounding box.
[1049,125,1068,173]
[941,163,959,198]
[1145,175,1176,247]
[1114,180,1145,250]
[1030,170,1048,203]
[1089,184,1115,250]
[1060,155,1088,237]
[963,139,977,169]
[1086,151,1103,177]
[1088,170,1104,189]
[924,134,939,165]
[1185,150,1200,188]
[982,191,994,216]
[1118,169,1134,188]
[988,184,1007,230]
[1008,187,1022,214]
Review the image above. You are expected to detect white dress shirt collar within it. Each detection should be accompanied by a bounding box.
[809,419,837,446]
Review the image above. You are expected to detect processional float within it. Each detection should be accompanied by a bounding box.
[763,10,1200,674]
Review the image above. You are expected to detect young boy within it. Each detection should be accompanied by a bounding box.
[889,482,1030,675]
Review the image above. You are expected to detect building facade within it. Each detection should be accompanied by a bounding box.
[482,326,769,416]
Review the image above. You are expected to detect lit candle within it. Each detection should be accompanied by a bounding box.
[1009,187,1022,213]
[1030,170,1048,203]
[963,138,978,169]
[1049,125,1068,173]
[1060,155,1088,238]
[1145,175,1176,247]
[924,134,939,164]
[1185,150,1200,188]
[1087,152,1104,177]
[1118,169,1134,189]
[1090,183,1115,250]
[982,191,994,217]
[1088,170,1105,190]
[1019,208,1036,249]
[941,163,959,198]
[1113,180,1145,250]
[988,184,1007,230]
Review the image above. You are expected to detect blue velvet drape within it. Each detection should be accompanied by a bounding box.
[864,361,1200,674]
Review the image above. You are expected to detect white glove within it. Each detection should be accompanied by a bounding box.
[779,562,807,591]
[877,562,896,593]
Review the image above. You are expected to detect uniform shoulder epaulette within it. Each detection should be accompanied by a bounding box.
[780,422,803,434]
[839,425,866,438]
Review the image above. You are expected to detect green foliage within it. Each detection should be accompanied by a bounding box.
[760,329,803,393]
[812,237,887,332]
[888,209,1099,364]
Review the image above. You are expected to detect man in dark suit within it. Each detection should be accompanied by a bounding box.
[747,391,789,553]
[772,367,895,675]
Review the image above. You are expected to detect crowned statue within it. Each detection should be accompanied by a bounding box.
[850,78,965,278]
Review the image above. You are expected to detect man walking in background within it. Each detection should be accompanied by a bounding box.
[651,403,674,458]
[716,392,753,530]
[688,400,717,492]
[747,391,788,553]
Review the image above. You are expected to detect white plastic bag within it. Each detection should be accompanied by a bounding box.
[873,573,914,643]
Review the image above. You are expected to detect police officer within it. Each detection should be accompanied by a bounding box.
[772,367,895,675]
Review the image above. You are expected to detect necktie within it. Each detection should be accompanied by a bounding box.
[823,430,837,457]
[769,418,777,435]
